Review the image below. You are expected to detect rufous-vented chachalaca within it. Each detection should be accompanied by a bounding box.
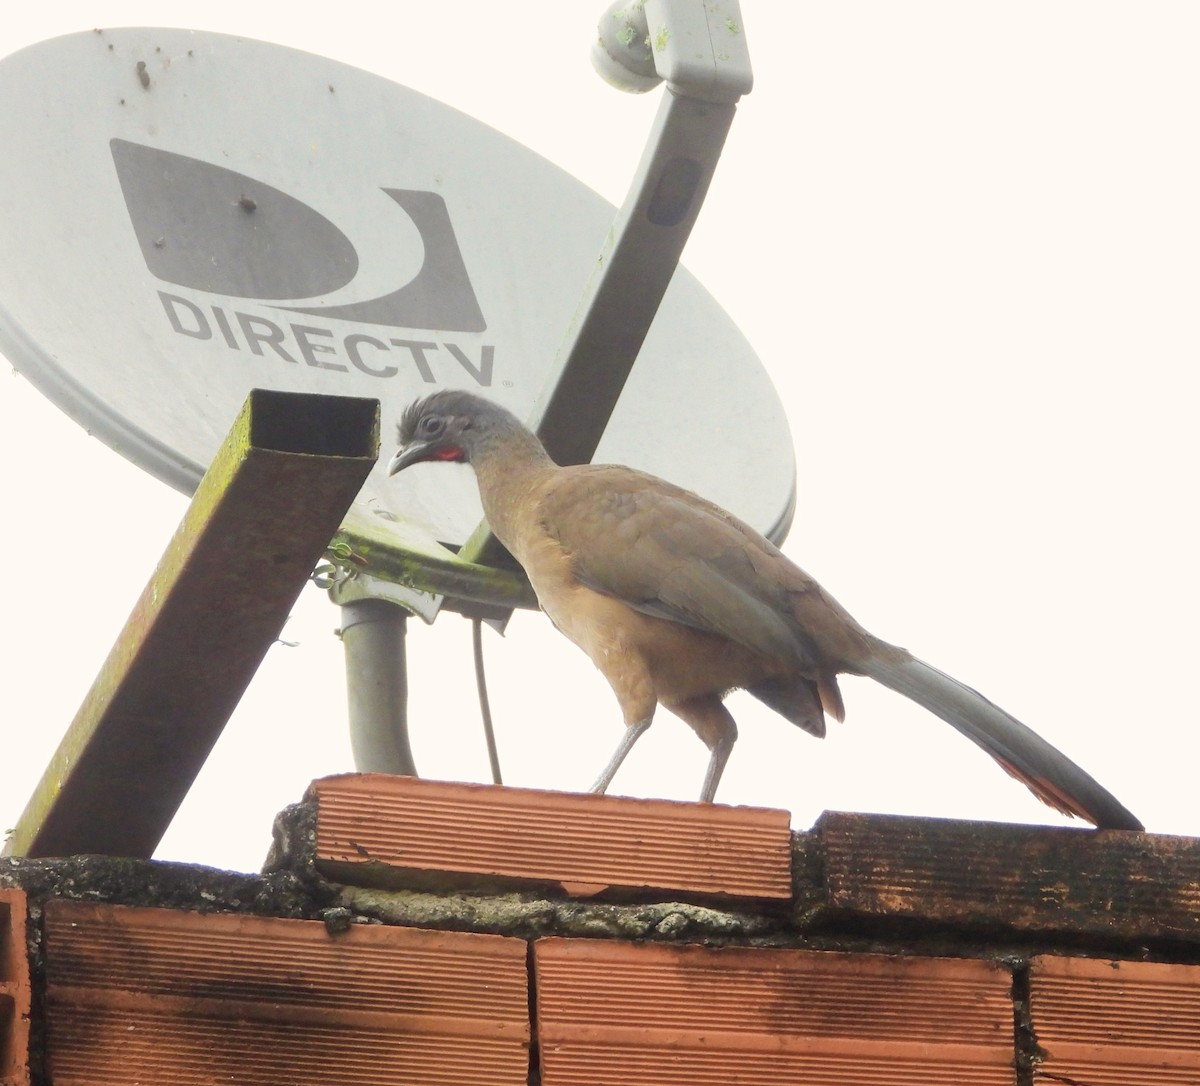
[389,389,1142,831]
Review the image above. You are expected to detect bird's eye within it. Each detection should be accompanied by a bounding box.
[419,415,445,438]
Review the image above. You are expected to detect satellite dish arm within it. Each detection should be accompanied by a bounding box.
[537,0,752,467]
[534,91,740,467]
[461,0,752,564]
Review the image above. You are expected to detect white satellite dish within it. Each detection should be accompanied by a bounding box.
[0,24,792,608]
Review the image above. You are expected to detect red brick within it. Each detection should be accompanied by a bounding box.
[0,888,30,1086]
[534,938,1015,1084]
[310,773,792,900]
[1030,955,1200,1083]
[43,901,529,1086]
[810,812,1186,942]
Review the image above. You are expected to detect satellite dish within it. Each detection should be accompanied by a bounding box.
[0,26,793,610]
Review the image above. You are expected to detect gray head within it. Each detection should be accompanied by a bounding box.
[388,390,532,475]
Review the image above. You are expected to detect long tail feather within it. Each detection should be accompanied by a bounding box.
[858,654,1142,831]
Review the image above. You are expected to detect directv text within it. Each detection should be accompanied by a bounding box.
[159,292,495,386]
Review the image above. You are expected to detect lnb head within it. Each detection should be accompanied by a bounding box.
[591,1,660,93]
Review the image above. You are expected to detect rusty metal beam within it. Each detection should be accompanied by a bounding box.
[4,389,378,859]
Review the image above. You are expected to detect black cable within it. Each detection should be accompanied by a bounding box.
[472,617,504,785]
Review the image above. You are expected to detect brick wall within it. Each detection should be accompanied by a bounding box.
[4,776,1199,1085]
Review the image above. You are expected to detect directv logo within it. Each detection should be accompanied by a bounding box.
[111,138,495,385]
[156,292,494,384]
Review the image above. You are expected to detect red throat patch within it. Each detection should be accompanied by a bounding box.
[431,445,466,462]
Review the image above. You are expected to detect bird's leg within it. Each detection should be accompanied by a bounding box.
[699,729,737,803]
[588,716,653,795]
[668,697,739,803]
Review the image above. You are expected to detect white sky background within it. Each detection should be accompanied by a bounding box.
[1,3,1196,873]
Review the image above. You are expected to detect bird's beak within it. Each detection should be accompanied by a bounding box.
[387,443,429,476]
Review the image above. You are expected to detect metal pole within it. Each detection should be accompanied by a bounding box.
[340,599,418,776]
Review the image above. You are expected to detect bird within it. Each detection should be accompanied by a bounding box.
[388,389,1143,831]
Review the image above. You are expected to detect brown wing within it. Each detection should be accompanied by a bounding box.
[533,464,866,674]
